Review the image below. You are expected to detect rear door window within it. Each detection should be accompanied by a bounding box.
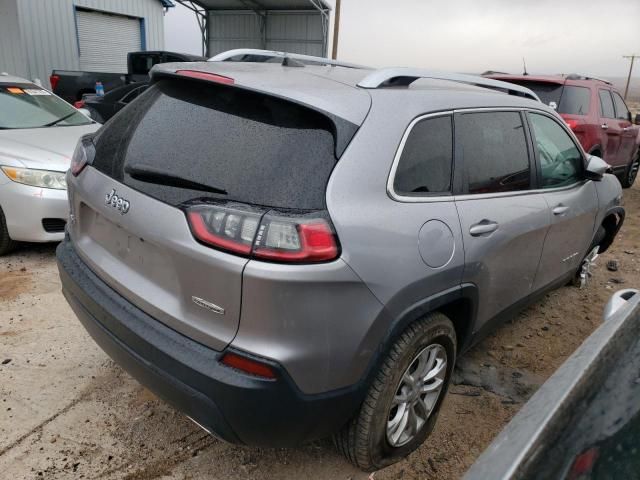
[599,90,616,119]
[92,78,341,210]
[558,86,590,115]
[393,115,453,196]
[612,92,631,121]
[456,111,531,194]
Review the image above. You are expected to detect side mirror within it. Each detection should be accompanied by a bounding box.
[585,155,609,181]
[635,113,640,126]
[603,289,638,322]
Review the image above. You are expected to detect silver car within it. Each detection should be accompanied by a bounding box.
[0,74,99,254]
[56,53,624,471]
[465,289,640,480]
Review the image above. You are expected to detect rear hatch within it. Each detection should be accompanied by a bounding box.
[68,69,365,350]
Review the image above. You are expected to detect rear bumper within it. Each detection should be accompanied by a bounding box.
[56,237,364,446]
[0,182,67,242]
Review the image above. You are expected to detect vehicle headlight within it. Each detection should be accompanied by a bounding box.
[1,166,67,190]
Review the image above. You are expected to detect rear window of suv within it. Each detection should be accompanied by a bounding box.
[393,115,453,195]
[92,78,343,210]
[506,81,590,115]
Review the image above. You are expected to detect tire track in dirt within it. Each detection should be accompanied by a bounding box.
[0,390,92,458]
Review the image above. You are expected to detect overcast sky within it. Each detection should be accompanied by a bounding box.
[165,0,640,78]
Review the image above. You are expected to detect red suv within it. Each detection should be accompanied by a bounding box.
[486,74,640,188]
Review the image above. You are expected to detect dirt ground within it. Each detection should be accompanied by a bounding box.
[1,185,639,480]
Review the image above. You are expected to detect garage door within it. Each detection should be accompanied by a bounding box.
[76,9,141,73]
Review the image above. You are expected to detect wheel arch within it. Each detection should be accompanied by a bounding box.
[365,284,478,379]
[348,284,478,408]
[598,207,625,254]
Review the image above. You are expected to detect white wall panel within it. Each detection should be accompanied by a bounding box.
[0,0,29,78]
[208,10,325,57]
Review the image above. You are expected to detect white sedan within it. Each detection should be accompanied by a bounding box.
[0,74,99,254]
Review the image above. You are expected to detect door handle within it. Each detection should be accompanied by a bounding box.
[601,123,609,130]
[552,205,570,215]
[623,126,632,132]
[469,220,499,236]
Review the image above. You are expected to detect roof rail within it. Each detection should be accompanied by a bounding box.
[357,68,541,101]
[565,73,612,85]
[208,49,370,70]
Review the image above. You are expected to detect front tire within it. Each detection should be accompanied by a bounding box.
[0,206,16,256]
[334,312,456,471]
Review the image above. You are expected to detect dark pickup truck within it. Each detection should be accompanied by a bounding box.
[50,50,205,104]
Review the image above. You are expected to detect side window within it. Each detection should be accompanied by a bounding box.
[528,113,583,188]
[393,115,453,195]
[457,111,530,194]
[612,92,630,121]
[599,90,615,119]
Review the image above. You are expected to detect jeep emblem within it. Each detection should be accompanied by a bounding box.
[105,189,130,215]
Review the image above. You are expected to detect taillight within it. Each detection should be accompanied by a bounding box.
[175,70,235,85]
[567,447,599,480]
[253,216,338,262]
[74,100,85,108]
[186,203,340,264]
[187,204,261,256]
[50,74,60,91]
[562,116,585,133]
[565,119,579,130]
[70,135,95,177]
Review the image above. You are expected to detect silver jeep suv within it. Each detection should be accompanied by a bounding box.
[57,54,624,471]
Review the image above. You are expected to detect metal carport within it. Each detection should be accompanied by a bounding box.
[175,0,331,58]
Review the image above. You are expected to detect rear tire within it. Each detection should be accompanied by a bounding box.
[0,207,16,256]
[621,151,639,188]
[334,312,456,471]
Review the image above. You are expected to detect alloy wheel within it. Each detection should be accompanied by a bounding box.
[386,344,447,447]
[578,246,599,289]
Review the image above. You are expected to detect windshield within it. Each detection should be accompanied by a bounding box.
[0,83,92,129]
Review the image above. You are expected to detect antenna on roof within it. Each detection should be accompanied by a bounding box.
[522,58,528,76]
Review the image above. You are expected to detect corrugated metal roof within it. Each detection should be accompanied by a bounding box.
[183,0,327,11]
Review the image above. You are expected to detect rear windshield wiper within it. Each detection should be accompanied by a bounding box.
[42,112,77,127]
[125,164,228,195]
